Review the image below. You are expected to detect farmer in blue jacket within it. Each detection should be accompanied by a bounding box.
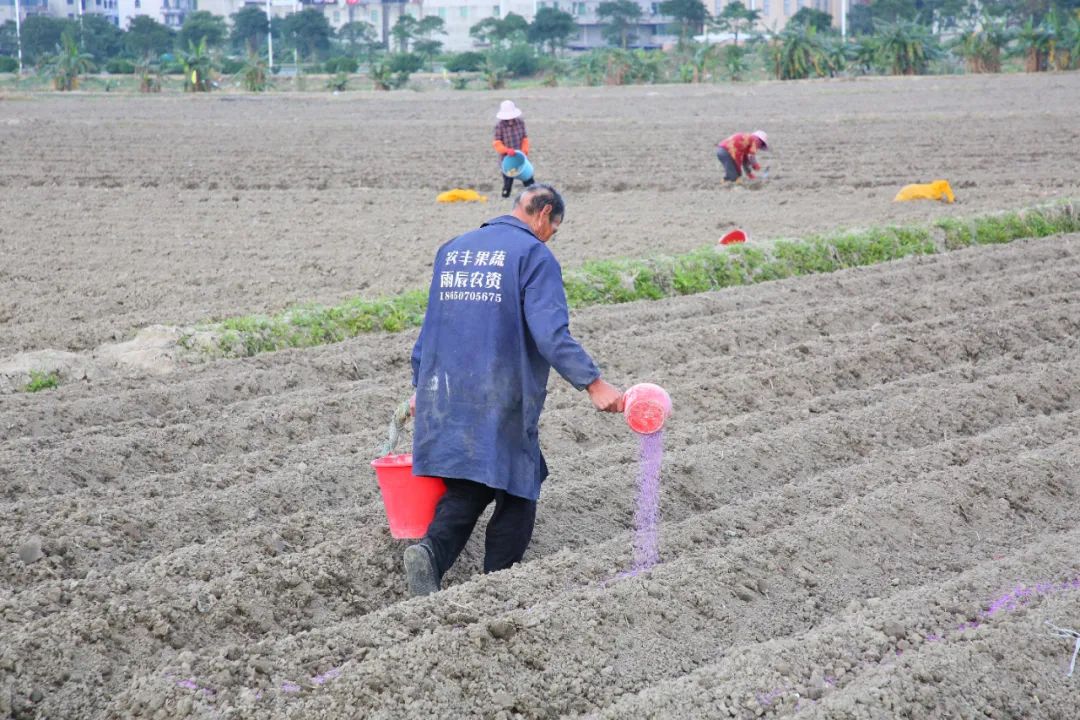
[405,184,624,596]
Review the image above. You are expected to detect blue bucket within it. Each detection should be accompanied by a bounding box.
[501,151,534,182]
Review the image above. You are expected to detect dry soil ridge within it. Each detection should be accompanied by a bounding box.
[2,234,1078,718]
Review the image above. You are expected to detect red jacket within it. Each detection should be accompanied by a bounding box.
[718,133,761,178]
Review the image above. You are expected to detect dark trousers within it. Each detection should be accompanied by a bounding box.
[424,478,537,580]
[717,148,741,182]
[502,174,536,198]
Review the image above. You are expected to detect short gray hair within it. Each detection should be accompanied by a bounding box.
[514,184,565,222]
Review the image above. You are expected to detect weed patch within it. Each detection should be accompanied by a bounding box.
[22,370,60,393]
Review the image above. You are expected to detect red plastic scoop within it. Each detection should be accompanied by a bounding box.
[623,383,672,435]
[720,229,748,245]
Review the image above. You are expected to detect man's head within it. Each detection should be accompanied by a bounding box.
[511,184,564,243]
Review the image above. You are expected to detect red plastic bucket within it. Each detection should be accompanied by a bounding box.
[370,454,447,539]
[623,383,672,435]
[720,229,748,245]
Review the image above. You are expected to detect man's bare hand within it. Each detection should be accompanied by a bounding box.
[409,393,416,416]
[587,378,623,413]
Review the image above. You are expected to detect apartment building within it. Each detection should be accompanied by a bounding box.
[0,0,48,28]
[0,0,121,26]
[551,0,672,50]
[714,0,849,33]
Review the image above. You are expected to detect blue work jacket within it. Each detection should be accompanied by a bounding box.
[411,215,600,500]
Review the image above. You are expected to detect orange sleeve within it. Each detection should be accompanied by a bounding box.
[493,139,509,155]
[521,137,530,155]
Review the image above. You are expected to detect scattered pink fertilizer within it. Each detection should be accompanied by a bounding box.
[632,430,664,572]
[754,575,1080,708]
[311,667,342,686]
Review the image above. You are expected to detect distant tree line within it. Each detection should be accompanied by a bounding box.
[1,0,1077,86]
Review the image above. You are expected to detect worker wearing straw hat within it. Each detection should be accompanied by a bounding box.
[716,130,769,183]
[493,100,536,198]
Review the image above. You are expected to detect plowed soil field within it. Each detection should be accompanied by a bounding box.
[2,74,1080,719]
[2,72,1079,355]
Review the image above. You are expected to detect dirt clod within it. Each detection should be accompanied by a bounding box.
[17,538,43,565]
[487,620,516,640]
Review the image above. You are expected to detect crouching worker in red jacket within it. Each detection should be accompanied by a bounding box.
[717,130,768,183]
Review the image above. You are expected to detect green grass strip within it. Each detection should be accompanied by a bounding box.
[188,201,1078,358]
[195,291,428,358]
[563,225,941,305]
[935,203,1080,249]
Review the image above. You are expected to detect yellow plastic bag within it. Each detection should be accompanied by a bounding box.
[894,179,955,204]
[436,188,488,203]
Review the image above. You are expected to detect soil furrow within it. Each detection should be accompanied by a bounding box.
[102,435,1080,719]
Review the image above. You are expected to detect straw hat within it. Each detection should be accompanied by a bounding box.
[496,100,522,120]
[751,130,769,149]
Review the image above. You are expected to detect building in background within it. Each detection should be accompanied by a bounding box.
[561,0,673,50]
[714,0,850,33]
[0,0,49,28]
[114,0,185,28]
[16,0,122,25]
[3,0,859,57]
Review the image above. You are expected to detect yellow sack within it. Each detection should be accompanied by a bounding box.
[894,179,955,204]
[436,188,488,203]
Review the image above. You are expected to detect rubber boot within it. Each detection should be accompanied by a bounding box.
[404,540,440,597]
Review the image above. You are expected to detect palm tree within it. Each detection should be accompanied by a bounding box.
[1059,15,1080,70]
[240,52,269,91]
[768,24,827,80]
[539,56,570,86]
[179,37,215,91]
[631,49,666,83]
[954,15,1012,73]
[482,53,508,89]
[43,31,95,91]
[849,37,878,75]
[135,56,163,93]
[724,44,749,80]
[1040,8,1079,71]
[576,50,607,86]
[821,37,850,77]
[687,41,721,82]
[1015,17,1053,72]
[875,20,936,76]
[369,59,394,90]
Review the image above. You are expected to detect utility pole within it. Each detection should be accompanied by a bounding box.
[13,0,23,75]
[266,0,274,68]
[380,0,390,50]
[841,0,847,39]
